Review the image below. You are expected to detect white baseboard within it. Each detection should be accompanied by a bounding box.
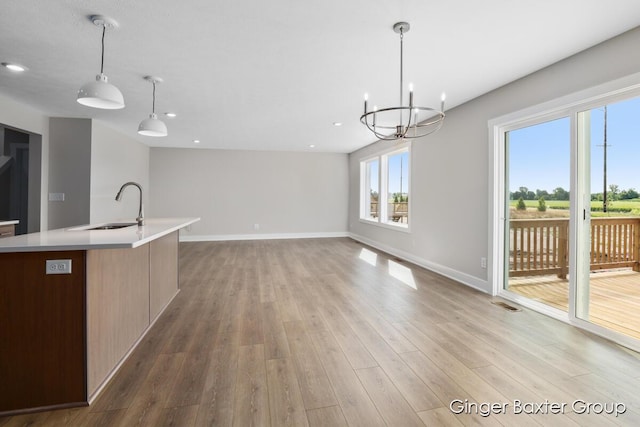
[180,231,349,242]
[349,232,490,294]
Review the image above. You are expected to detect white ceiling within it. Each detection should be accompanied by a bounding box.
[1,1,640,153]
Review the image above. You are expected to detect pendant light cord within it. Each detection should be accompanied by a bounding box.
[100,25,106,74]
[152,81,156,114]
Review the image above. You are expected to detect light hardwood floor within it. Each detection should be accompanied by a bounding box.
[2,238,640,426]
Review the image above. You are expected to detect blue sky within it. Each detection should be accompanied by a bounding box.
[508,96,640,193]
[388,151,408,195]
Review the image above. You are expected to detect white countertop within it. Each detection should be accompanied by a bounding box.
[0,218,199,253]
[0,220,19,226]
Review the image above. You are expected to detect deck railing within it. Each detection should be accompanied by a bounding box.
[369,201,408,222]
[509,217,640,278]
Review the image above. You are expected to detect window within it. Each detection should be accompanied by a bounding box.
[360,144,410,229]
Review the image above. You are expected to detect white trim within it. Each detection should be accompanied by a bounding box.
[487,71,640,130]
[358,218,410,233]
[180,231,349,242]
[358,142,412,232]
[349,232,489,293]
[358,140,411,160]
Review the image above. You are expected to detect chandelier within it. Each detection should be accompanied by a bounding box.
[360,22,445,140]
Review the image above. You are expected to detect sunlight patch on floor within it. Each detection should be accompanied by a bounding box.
[359,247,378,266]
[388,260,417,289]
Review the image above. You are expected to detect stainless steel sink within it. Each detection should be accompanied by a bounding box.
[74,222,138,231]
[89,222,137,230]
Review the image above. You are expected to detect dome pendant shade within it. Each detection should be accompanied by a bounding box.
[77,16,124,110]
[138,113,168,137]
[138,76,167,137]
[77,73,125,109]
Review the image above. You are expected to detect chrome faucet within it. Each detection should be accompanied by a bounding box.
[115,182,144,226]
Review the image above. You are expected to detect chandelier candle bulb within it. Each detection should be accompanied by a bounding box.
[364,93,368,114]
[409,83,414,108]
[441,92,446,112]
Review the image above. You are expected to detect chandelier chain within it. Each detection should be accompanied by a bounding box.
[399,27,404,118]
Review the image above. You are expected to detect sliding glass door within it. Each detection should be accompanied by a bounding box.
[576,97,640,340]
[499,92,640,344]
[503,117,571,313]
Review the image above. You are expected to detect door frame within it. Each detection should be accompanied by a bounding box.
[488,72,640,352]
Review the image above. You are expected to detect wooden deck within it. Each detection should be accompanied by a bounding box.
[509,269,640,340]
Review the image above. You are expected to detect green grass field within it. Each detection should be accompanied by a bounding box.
[509,198,640,216]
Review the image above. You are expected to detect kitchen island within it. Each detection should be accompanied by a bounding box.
[0,218,199,415]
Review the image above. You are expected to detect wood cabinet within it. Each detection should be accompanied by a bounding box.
[0,231,180,414]
[0,224,15,238]
[0,251,86,412]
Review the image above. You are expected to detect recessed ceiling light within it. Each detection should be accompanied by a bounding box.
[2,62,27,72]
[333,122,342,126]
[193,139,200,144]
[164,112,177,118]
[309,144,316,148]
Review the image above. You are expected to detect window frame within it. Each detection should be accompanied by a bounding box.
[359,142,411,232]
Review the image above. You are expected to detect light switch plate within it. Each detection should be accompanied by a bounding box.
[46,259,72,274]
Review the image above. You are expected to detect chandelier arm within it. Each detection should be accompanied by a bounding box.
[361,107,445,140]
[361,117,396,140]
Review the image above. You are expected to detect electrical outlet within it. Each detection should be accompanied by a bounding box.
[48,193,65,202]
[254,223,260,231]
[480,257,487,269]
[46,259,72,275]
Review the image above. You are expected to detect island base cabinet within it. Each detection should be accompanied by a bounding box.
[0,251,86,414]
[86,230,179,399]
[86,244,150,397]
[149,232,179,322]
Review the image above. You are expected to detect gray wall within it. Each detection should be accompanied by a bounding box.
[48,118,92,229]
[48,118,150,229]
[90,121,150,224]
[150,148,349,239]
[349,26,640,293]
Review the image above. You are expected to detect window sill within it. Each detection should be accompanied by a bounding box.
[359,218,411,233]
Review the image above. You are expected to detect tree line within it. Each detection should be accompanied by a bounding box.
[510,185,639,201]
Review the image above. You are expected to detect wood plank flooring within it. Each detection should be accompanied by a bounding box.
[2,238,640,426]
[509,269,640,339]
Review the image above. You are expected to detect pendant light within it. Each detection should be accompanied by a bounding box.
[138,76,168,137]
[360,22,445,140]
[77,15,125,109]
